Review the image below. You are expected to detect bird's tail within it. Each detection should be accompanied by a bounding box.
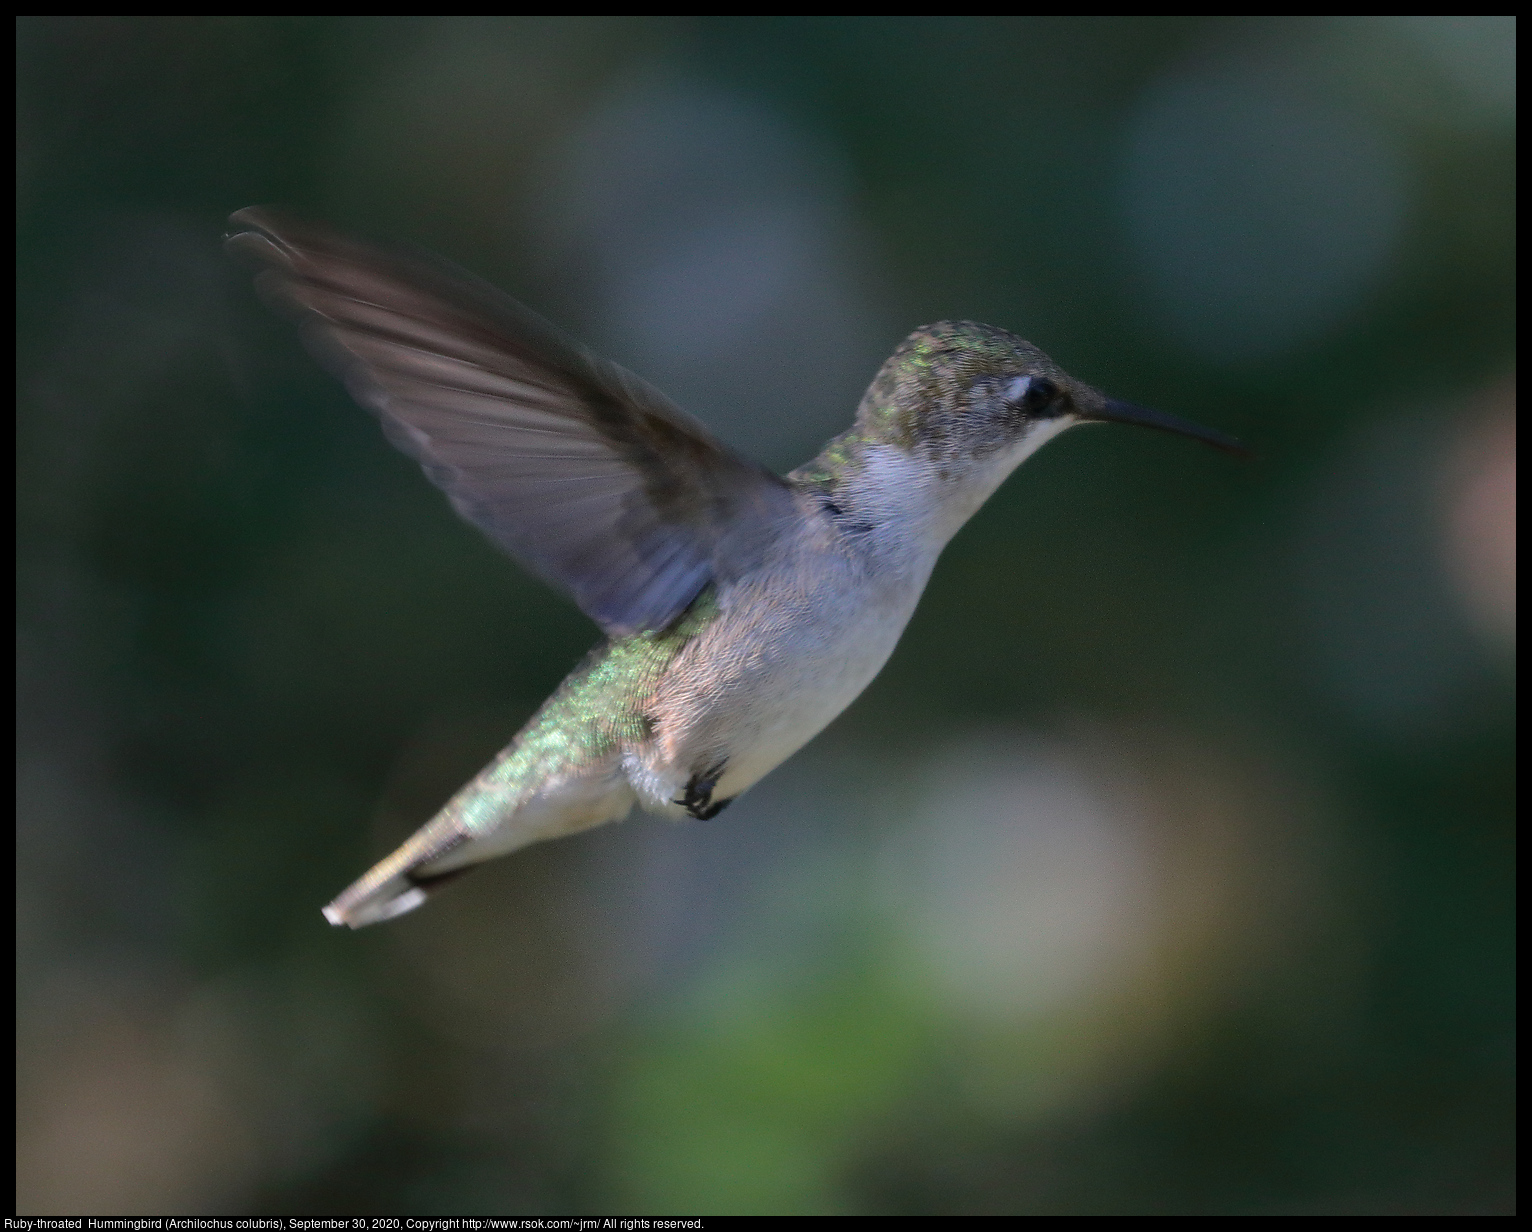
[322,763,638,928]
[324,638,655,928]
[322,815,475,928]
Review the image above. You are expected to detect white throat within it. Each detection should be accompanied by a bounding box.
[846,416,1079,564]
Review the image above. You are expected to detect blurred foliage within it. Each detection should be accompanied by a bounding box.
[17,16,1514,1216]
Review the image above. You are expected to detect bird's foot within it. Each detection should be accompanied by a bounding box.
[677,761,732,820]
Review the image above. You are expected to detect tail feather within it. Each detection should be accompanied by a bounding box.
[322,751,638,927]
[322,818,470,929]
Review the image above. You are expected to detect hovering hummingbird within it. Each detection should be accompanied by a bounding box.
[226,207,1245,928]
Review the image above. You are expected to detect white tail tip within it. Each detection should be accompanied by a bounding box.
[322,885,428,929]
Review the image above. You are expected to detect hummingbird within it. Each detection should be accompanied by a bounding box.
[226,207,1245,928]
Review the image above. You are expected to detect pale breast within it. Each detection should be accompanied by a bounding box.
[624,516,931,813]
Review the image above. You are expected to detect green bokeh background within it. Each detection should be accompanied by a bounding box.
[17,17,1514,1215]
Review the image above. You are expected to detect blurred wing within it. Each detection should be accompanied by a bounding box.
[226,207,791,638]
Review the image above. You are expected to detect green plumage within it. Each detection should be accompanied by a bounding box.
[453,589,722,836]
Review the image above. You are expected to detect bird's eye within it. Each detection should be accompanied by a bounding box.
[1008,376,1059,415]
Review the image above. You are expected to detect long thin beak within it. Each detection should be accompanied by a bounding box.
[1090,399,1250,458]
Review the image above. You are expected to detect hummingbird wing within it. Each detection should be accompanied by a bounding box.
[226,207,793,639]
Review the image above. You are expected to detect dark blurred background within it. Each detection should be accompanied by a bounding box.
[17,16,1514,1216]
